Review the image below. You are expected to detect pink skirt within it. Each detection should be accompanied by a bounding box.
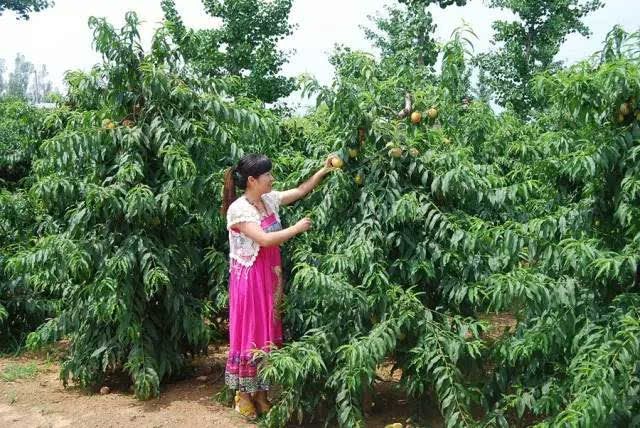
[224,213,284,393]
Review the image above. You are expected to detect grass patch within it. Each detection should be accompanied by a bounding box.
[1,362,39,382]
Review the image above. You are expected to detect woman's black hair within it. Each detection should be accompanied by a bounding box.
[222,154,272,213]
[234,154,272,190]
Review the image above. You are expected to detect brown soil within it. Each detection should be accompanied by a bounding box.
[478,312,518,342]
[0,344,255,428]
[0,344,435,428]
[0,313,516,428]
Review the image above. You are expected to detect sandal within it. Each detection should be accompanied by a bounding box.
[234,392,258,420]
[254,397,271,415]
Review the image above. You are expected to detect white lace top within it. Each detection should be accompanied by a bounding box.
[226,191,283,268]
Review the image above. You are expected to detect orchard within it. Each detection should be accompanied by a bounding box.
[1,1,639,427]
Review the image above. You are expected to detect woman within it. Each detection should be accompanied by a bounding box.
[221,153,335,419]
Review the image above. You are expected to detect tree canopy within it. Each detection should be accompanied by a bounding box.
[476,0,604,115]
[0,0,53,19]
[161,0,296,104]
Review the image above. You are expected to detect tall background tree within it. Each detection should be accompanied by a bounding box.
[3,54,55,102]
[0,58,6,95]
[161,0,296,104]
[476,0,603,115]
[6,53,33,99]
[28,64,54,103]
[0,0,53,19]
[363,0,467,69]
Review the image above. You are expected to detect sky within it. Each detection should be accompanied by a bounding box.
[0,0,639,107]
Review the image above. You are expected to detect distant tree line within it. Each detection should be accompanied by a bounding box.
[0,53,58,103]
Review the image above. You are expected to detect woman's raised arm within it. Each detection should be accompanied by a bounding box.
[279,155,336,206]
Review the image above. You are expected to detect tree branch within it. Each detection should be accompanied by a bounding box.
[397,92,412,118]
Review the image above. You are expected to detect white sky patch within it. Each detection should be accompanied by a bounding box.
[0,0,638,107]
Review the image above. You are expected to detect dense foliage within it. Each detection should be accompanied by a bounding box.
[0,2,638,427]
[2,13,276,396]
[256,27,640,427]
[0,97,56,352]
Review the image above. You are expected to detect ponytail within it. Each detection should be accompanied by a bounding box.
[221,167,237,214]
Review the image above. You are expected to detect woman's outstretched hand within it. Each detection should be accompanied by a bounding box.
[294,217,312,233]
[324,154,338,172]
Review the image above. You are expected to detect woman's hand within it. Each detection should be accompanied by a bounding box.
[323,154,338,173]
[294,217,312,233]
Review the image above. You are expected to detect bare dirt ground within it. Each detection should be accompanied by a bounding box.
[0,345,424,428]
[0,313,516,428]
[0,344,256,428]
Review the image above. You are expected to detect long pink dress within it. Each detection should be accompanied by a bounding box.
[224,211,284,393]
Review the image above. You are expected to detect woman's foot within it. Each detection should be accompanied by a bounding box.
[252,391,271,415]
[234,391,257,420]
